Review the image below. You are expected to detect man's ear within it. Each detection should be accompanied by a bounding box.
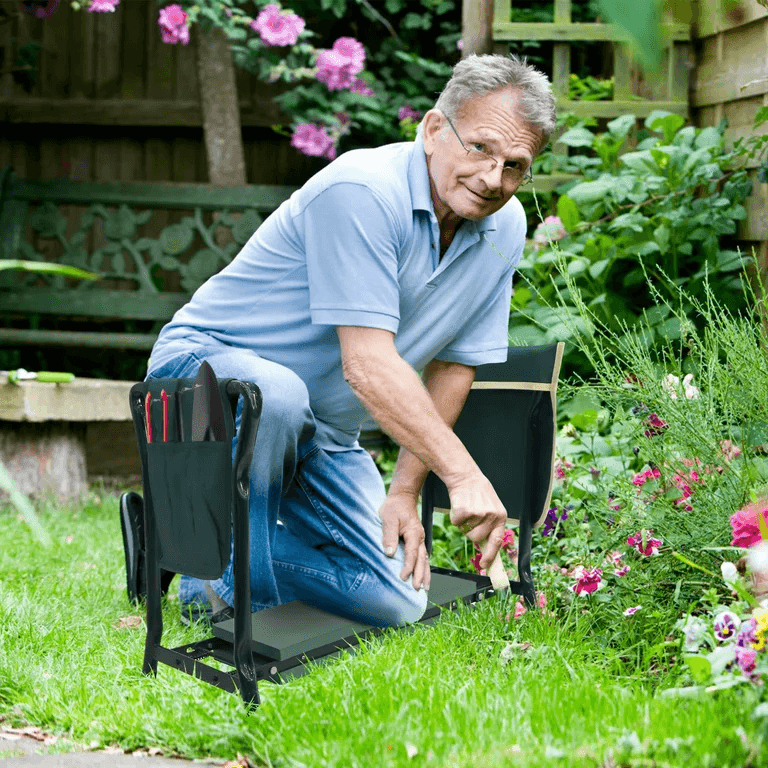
[421,109,446,155]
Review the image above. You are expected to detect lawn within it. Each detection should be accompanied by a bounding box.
[1,485,766,768]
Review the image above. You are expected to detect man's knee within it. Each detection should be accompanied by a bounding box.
[367,584,429,627]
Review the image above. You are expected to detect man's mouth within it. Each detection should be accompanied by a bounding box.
[467,188,496,203]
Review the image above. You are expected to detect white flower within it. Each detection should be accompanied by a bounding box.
[747,541,768,576]
[721,560,739,586]
[682,373,700,400]
[663,373,680,399]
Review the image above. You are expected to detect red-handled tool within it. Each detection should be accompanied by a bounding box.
[145,391,153,443]
[160,389,169,442]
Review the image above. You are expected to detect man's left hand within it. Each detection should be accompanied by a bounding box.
[379,493,430,591]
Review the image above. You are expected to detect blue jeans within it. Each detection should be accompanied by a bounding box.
[146,332,428,627]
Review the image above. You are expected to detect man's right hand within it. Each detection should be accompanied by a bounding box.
[448,477,507,569]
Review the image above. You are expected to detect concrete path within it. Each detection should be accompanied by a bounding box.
[0,730,244,767]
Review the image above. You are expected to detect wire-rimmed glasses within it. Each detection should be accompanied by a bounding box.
[442,113,533,187]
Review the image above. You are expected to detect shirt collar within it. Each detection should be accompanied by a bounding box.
[407,133,499,234]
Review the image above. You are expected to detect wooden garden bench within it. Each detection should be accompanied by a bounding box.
[0,168,297,498]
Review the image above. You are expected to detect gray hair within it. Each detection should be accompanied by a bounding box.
[431,54,556,151]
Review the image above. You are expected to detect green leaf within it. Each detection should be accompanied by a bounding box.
[606,114,636,139]
[684,655,711,684]
[567,179,615,204]
[754,106,768,128]
[649,113,686,143]
[0,260,99,280]
[557,195,580,232]
[0,461,50,546]
[598,0,663,73]
[558,126,595,148]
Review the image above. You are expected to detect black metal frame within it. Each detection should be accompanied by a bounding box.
[130,377,263,706]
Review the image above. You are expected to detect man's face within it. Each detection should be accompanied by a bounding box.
[422,87,541,224]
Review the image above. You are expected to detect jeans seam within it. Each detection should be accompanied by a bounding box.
[294,471,348,551]
[271,559,337,585]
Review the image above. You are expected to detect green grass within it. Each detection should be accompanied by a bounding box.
[1,489,767,767]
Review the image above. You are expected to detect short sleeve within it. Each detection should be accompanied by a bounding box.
[301,182,402,332]
[435,267,515,366]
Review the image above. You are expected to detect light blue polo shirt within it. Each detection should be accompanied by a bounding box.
[151,134,525,449]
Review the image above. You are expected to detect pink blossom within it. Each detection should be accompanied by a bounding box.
[720,440,743,462]
[470,550,483,575]
[570,566,603,596]
[736,646,758,676]
[332,36,365,69]
[614,565,631,577]
[398,105,422,122]
[627,529,663,556]
[88,0,119,12]
[623,606,641,616]
[158,4,189,44]
[532,216,566,246]
[632,467,661,487]
[730,498,768,549]
[457,39,464,50]
[643,413,667,438]
[315,37,365,91]
[512,592,547,618]
[251,4,305,47]
[290,123,336,160]
[554,457,574,482]
[350,78,374,96]
[502,529,515,554]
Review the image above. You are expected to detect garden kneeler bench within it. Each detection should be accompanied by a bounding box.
[122,343,563,706]
[127,362,263,705]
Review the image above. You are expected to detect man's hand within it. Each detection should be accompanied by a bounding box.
[448,478,507,569]
[379,492,430,591]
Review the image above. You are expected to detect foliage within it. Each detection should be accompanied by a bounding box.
[509,108,768,379]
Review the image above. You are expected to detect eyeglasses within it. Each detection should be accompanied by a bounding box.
[442,113,533,187]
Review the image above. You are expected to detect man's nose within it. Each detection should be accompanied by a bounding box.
[477,162,505,191]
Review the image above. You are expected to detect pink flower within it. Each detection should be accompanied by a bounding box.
[502,529,515,554]
[623,606,641,616]
[470,550,483,575]
[730,498,768,548]
[398,105,422,122]
[158,4,189,44]
[350,78,374,96]
[614,565,631,577]
[88,0,119,12]
[627,529,663,556]
[512,593,547,618]
[736,646,758,676]
[643,413,667,438]
[554,457,574,482]
[315,37,365,91]
[532,216,566,246]
[570,566,603,596]
[331,36,365,69]
[720,440,742,461]
[251,4,305,47]
[632,467,661,487]
[457,39,464,50]
[290,123,336,160]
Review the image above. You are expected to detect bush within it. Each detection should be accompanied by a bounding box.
[509,109,768,379]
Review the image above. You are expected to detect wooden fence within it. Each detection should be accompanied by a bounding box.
[693,0,768,271]
[0,0,323,186]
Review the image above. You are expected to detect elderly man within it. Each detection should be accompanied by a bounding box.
[138,53,555,627]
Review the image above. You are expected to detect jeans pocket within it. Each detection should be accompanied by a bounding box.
[146,441,233,579]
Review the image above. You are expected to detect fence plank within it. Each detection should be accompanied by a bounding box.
[492,21,689,42]
[696,0,768,37]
